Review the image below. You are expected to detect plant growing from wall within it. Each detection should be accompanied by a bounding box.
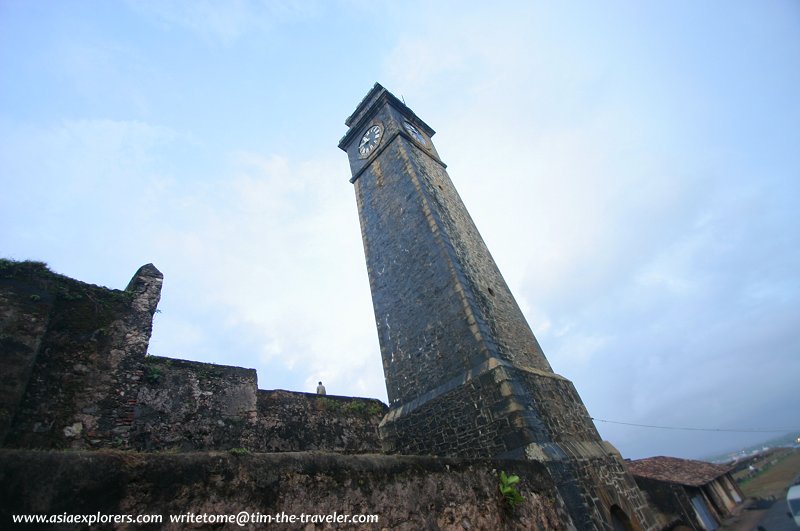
[366,403,384,416]
[317,397,342,412]
[499,470,524,509]
[344,401,367,414]
[144,365,163,384]
[318,398,385,418]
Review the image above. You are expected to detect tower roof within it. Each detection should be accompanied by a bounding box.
[338,82,435,150]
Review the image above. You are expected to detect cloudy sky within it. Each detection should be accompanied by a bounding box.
[2,1,798,460]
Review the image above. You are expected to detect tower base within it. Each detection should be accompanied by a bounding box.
[379,361,660,530]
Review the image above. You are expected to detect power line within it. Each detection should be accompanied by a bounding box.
[591,418,799,434]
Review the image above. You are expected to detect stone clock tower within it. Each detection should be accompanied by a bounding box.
[339,84,658,530]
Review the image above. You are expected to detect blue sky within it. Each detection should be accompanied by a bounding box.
[2,0,798,460]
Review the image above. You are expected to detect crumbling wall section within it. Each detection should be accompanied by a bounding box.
[131,356,258,451]
[0,448,573,530]
[0,261,53,445]
[247,390,385,453]
[131,360,386,453]
[0,261,162,450]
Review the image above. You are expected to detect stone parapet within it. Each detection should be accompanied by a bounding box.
[246,390,385,453]
[131,356,258,451]
[0,449,573,530]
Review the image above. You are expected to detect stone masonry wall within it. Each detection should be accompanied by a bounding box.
[379,363,518,458]
[379,364,601,461]
[0,261,53,445]
[132,357,386,453]
[379,361,660,528]
[0,260,386,455]
[0,260,162,450]
[529,442,664,530]
[131,356,258,451]
[246,390,385,453]
[346,92,553,409]
[630,476,695,529]
[406,136,553,375]
[341,88,660,530]
[0,448,573,530]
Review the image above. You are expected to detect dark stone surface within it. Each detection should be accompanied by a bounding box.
[0,261,53,446]
[0,448,572,530]
[132,358,386,454]
[632,476,701,529]
[346,115,552,407]
[248,389,385,453]
[0,260,161,450]
[339,84,660,530]
[131,355,258,451]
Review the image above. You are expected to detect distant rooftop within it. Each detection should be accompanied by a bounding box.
[626,456,731,487]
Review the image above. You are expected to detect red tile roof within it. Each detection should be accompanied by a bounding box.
[626,456,730,487]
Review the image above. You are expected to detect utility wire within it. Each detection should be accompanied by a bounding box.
[591,418,799,434]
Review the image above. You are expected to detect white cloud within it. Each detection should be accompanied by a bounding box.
[145,150,384,398]
[127,0,320,44]
[0,115,385,398]
[551,332,611,367]
[0,119,177,270]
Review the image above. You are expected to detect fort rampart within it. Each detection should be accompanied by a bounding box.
[0,260,384,454]
[0,259,575,529]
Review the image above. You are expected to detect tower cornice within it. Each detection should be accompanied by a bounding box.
[338,82,435,151]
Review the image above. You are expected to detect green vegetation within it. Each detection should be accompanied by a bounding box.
[317,397,340,412]
[344,401,368,414]
[143,357,173,384]
[196,368,221,380]
[366,403,384,416]
[0,258,49,277]
[318,397,384,417]
[738,449,800,499]
[1,258,132,309]
[228,447,250,456]
[144,365,163,384]
[499,470,524,509]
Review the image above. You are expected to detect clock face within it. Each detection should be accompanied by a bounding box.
[403,121,427,146]
[358,124,383,158]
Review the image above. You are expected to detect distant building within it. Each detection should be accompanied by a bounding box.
[627,456,743,530]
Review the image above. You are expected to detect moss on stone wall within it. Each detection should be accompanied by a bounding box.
[0,449,571,530]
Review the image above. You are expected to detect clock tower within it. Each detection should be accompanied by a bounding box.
[339,84,658,530]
